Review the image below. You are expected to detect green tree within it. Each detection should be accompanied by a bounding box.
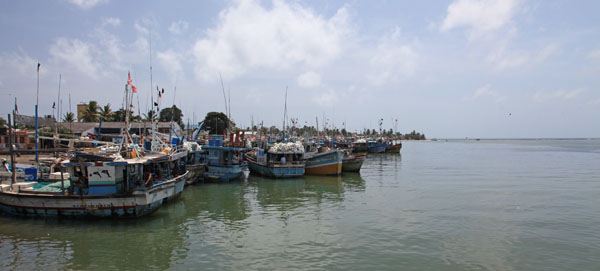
[112,109,140,122]
[143,110,157,122]
[200,112,230,134]
[63,112,75,123]
[0,117,7,126]
[99,103,113,121]
[159,105,184,128]
[81,101,99,122]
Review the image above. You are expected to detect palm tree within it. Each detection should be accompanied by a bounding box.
[63,112,75,123]
[143,110,157,122]
[81,101,99,122]
[99,103,113,121]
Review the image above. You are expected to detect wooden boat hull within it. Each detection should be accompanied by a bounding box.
[385,143,402,153]
[368,143,386,153]
[204,165,244,181]
[305,150,344,176]
[163,171,188,202]
[247,158,305,178]
[0,172,187,217]
[184,164,205,185]
[342,154,366,172]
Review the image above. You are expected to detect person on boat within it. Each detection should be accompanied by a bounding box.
[281,155,286,164]
[144,171,153,187]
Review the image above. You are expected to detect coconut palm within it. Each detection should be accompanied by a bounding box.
[99,103,113,121]
[81,101,99,122]
[63,112,75,123]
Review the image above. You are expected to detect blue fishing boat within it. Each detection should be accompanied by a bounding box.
[304,149,344,176]
[367,140,387,153]
[198,135,247,181]
[0,150,187,217]
[246,142,305,178]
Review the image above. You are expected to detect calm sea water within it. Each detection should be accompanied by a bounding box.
[1,139,599,270]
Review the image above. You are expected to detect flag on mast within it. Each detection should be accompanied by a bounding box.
[37,63,40,72]
[132,85,137,93]
[127,71,132,85]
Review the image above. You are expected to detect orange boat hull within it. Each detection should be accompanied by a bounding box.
[305,162,342,176]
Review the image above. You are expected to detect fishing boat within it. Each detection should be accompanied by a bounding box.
[246,142,305,178]
[201,145,247,181]
[0,148,187,217]
[304,147,344,176]
[385,142,402,153]
[0,73,188,217]
[367,140,386,153]
[352,139,369,154]
[194,135,247,181]
[182,142,206,185]
[342,152,366,172]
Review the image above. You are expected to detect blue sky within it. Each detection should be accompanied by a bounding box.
[1,0,599,138]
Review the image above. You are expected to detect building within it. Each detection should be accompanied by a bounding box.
[58,121,183,139]
[77,103,87,122]
[0,128,34,151]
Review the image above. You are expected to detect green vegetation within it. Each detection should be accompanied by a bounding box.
[200,112,231,135]
[99,103,113,121]
[63,112,75,122]
[159,105,184,129]
[81,101,99,122]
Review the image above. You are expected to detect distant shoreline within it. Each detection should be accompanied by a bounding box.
[425,138,600,141]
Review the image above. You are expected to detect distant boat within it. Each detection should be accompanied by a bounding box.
[304,149,344,176]
[385,142,402,153]
[342,152,366,172]
[246,144,305,178]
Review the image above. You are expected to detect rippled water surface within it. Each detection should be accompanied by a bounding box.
[1,139,599,270]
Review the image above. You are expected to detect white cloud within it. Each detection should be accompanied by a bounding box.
[102,17,121,27]
[462,84,506,103]
[192,0,351,81]
[533,88,585,103]
[441,0,521,36]
[366,27,418,86]
[157,50,183,82]
[49,38,103,79]
[587,49,600,60]
[588,98,600,105]
[487,42,558,69]
[67,0,107,9]
[168,20,189,35]
[0,50,39,78]
[313,88,336,107]
[297,71,321,88]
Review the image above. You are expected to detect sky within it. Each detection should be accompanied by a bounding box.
[0,0,599,138]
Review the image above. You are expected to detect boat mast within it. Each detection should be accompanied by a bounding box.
[219,73,228,133]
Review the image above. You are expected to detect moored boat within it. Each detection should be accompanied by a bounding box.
[342,153,366,172]
[0,150,186,217]
[352,139,369,154]
[304,149,344,176]
[246,142,305,178]
[367,140,386,153]
[385,142,402,153]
